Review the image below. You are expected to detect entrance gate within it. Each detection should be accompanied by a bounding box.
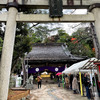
[0,0,100,100]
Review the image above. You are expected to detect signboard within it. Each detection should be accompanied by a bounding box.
[49,0,63,17]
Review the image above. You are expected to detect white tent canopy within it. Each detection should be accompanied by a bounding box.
[62,57,98,74]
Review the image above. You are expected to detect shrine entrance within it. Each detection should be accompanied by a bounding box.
[24,43,85,84]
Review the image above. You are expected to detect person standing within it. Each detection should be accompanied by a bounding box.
[58,76,61,87]
[65,75,69,89]
[37,75,42,89]
[21,71,23,85]
[72,75,79,94]
[69,74,73,90]
[83,73,91,100]
[82,73,85,96]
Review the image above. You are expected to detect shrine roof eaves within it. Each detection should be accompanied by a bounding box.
[25,43,85,62]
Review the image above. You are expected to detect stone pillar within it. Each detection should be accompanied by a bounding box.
[92,8,100,81]
[0,7,18,100]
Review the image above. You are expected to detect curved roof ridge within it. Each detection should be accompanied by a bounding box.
[61,44,72,58]
[32,43,64,46]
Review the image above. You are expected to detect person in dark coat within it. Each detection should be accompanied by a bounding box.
[83,73,91,100]
[69,74,73,90]
[82,73,85,96]
[37,75,42,89]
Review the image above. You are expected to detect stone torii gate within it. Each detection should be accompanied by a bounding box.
[0,0,100,100]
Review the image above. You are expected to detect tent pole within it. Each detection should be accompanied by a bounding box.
[93,66,99,100]
[62,73,64,88]
[91,69,94,93]
[79,71,83,96]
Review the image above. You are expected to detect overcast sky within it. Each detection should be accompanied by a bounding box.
[62,9,88,35]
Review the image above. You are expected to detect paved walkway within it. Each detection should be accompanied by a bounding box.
[30,84,88,100]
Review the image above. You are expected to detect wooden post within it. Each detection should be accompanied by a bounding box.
[0,7,18,100]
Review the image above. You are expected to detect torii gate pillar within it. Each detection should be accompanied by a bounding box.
[92,7,100,82]
[0,5,18,100]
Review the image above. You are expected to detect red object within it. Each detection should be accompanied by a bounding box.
[74,40,78,44]
[92,48,95,52]
[56,72,62,76]
[98,65,100,72]
[71,38,76,41]
[71,38,78,44]
[94,62,100,72]
[98,81,100,89]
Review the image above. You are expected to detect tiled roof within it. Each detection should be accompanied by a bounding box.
[26,43,84,62]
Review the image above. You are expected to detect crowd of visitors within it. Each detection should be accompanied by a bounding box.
[11,70,100,100]
[64,73,100,100]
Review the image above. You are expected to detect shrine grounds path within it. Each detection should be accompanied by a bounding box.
[30,84,87,100]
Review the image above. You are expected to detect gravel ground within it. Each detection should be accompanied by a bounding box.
[30,84,88,100]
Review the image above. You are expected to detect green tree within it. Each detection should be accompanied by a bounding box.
[66,27,95,57]
[0,37,3,56]
[44,29,70,43]
[46,27,95,58]
[0,23,5,56]
[0,22,32,73]
[11,22,32,73]
[57,30,70,43]
[31,33,41,43]
[34,25,60,43]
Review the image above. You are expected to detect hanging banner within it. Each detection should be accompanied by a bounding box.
[28,66,65,73]
[98,65,100,72]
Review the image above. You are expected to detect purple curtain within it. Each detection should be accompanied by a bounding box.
[28,66,65,73]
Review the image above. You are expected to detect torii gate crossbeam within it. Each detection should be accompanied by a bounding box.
[0,13,95,22]
[0,0,100,9]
